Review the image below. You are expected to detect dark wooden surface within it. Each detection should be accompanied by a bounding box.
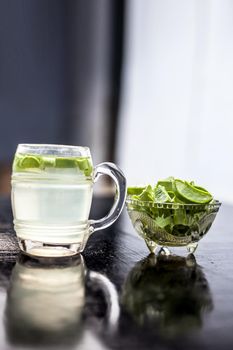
[0,196,233,350]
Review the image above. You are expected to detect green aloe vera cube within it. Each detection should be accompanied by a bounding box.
[55,158,77,168]
[76,158,92,176]
[43,156,55,168]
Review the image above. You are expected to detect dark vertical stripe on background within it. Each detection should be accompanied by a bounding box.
[63,0,125,163]
[109,0,125,162]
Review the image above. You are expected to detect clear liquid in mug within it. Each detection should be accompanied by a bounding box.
[11,152,93,256]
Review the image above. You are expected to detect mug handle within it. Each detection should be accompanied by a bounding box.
[89,162,127,233]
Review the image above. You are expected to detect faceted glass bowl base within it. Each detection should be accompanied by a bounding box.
[145,240,199,256]
[18,239,83,258]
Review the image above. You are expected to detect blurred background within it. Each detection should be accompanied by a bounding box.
[0,0,232,203]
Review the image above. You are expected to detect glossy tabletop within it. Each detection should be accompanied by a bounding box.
[0,196,232,350]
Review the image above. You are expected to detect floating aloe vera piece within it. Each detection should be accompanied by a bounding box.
[19,155,41,170]
[76,158,89,170]
[76,158,93,176]
[13,153,93,176]
[55,157,77,168]
[43,156,56,168]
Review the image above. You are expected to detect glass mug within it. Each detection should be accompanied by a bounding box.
[11,144,126,257]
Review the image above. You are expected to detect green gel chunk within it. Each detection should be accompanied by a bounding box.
[76,158,93,176]
[43,156,55,168]
[135,185,154,202]
[127,187,145,196]
[19,156,41,170]
[154,185,172,203]
[174,180,213,204]
[55,158,77,168]
[157,177,175,192]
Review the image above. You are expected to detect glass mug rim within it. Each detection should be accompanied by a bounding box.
[16,143,91,158]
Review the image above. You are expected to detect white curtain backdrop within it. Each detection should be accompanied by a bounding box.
[117,0,233,203]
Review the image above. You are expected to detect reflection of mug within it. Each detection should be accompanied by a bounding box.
[11,144,126,257]
[121,254,213,336]
[5,255,119,347]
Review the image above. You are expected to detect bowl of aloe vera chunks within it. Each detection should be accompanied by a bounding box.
[126,177,221,254]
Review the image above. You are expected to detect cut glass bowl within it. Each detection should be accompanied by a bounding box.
[126,199,221,254]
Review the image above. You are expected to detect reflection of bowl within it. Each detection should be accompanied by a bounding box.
[121,254,213,336]
[126,199,221,253]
